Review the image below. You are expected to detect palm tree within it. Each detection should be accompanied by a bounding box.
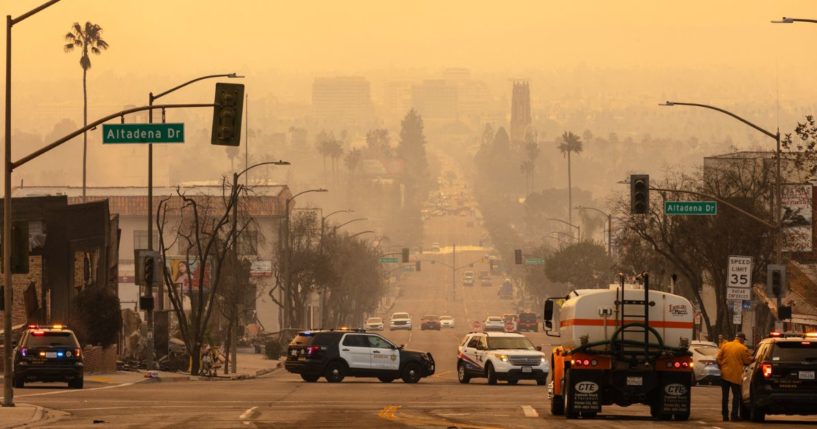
[558,131,583,226]
[64,22,109,201]
[523,130,540,193]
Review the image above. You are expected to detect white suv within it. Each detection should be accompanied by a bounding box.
[389,312,412,331]
[457,332,548,385]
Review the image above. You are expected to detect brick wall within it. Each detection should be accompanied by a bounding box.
[0,255,43,326]
[82,345,117,373]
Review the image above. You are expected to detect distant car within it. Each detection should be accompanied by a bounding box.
[502,314,518,332]
[464,270,475,280]
[483,316,505,332]
[689,340,720,385]
[13,324,84,389]
[365,317,384,331]
[478,271,490,280]
[421,315,441,331]
[463,277,475,287]
[440,315,455,329]
[390,312,412,331]
[480,278,492,287]
[517,312,538,332]
[431,243,441,252]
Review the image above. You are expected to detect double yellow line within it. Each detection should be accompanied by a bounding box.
[377,404,503,428]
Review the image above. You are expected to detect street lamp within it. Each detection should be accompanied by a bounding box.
[546,218,581,243]
[660,101,782,266]
[4,0,61,408]
[771,17,817,24]
[576,205,613,255]
[321,209,353,242]
[283,188,328,329]
[349,230,376,239]
[333,217,368,233]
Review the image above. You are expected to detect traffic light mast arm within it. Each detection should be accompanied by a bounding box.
[432,256,486,271]
[650,186,776,229]
[13,103,215,169]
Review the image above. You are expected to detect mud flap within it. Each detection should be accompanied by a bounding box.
[657,372,691,418]
[566,369,602,414]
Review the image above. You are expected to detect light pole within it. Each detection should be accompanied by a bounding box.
[660,101,782,266]
[772,17,817,24]
[333,217,368,233]
[349,230,375,239]
[546,218,581,243]
[4,0,61,408]
[576,205,612,255]
[283,188,328,329]
[321,209,353,243]
[142,73,242,370]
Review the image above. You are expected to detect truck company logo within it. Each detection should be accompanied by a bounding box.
[668,304,688,316]
[575,381,599,394]
[664,383,687,396]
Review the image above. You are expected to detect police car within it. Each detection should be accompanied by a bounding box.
[284,329,435,383]
[13,324,84,388]
[741,331,817,421]
[457,331,548,385]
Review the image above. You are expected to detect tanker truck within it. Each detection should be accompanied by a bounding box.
[544,274,694,420]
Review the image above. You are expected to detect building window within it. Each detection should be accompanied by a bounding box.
[133,230,158,250]
[238,231,258,255]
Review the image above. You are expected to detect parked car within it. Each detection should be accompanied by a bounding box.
[421,315,442,331]
[741,332,817,421]
[13,324,84,389]
[517,312,538,332]
[284,329,435,383]
[365,317,384,331]
[483,316,505,332]
[390,312,412,331]
[689,340,720,385]
[457,331,548,385]
[440,315,455,329]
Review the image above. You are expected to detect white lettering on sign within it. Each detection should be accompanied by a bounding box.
[575,381,599,394]
[664,383,688,396]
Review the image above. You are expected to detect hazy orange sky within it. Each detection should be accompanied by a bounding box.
[5,0,817,190]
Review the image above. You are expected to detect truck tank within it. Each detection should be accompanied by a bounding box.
[557,285,693,351]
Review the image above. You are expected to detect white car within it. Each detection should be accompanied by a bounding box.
[689,340,720,385]
[390,312,412,331]
[483,316,504,332]
[365,317,384,331]
[457,332,548,385]
[440,315,455,329]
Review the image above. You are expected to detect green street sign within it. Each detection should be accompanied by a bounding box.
[379,257,399,263]
[525,257,545,265]
[664,201,717,216]
[102,123,185,144]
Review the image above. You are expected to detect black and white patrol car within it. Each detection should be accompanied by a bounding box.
[284,329,435,383]
[457,331,548,385]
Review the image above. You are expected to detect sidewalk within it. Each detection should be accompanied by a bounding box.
[0,403,42,429]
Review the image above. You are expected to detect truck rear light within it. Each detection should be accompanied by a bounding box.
[761,363,773,379]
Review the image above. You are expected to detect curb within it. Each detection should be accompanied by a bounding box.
[7,404,67,429]
[150,361,282,382]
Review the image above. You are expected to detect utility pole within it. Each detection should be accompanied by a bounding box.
[452,243,456,301]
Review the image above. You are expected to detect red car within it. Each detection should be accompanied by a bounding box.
[517,312,538,332]
[421,315,441,330]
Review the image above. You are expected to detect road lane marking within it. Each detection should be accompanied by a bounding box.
[239,406,259,420]
[521,405,538,417]
[7,380,144,399]
[378,404,502,429]
[378,404,400,420]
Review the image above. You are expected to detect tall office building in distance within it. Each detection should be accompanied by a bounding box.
[510,81,531,144]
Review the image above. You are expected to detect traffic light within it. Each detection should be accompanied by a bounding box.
[767,264,787,298]
[211,83,245,146]
[144,254,155,286]
[778,305,792,320]
[630,174,650,214]
[415,261,421,272]
[401,247,410,263]
[514,249,523,265]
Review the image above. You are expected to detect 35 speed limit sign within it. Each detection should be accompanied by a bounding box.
[727,255,752,300]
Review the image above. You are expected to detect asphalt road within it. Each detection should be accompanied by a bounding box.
[11,158,817,428]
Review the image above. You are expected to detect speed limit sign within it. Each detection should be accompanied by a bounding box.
[727,256,752,300]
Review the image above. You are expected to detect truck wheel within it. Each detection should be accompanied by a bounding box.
[457,362,471,384]
[486,363,498,385]
[550,395,564,416]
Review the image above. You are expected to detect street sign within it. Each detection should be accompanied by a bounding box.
[378,257,399,263]
[102,123,185,144]
[732,301,742,325]
[664,201,717,215]
[727,287,751,301]
[727,256,752,301]
[525,257,545,265]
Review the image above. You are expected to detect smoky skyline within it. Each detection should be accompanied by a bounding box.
[5,0,817,197]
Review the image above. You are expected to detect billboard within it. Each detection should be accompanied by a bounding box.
[781,184,813,252]
[165,256,213,292]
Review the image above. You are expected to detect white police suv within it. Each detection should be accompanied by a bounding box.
[457,331,548,385]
